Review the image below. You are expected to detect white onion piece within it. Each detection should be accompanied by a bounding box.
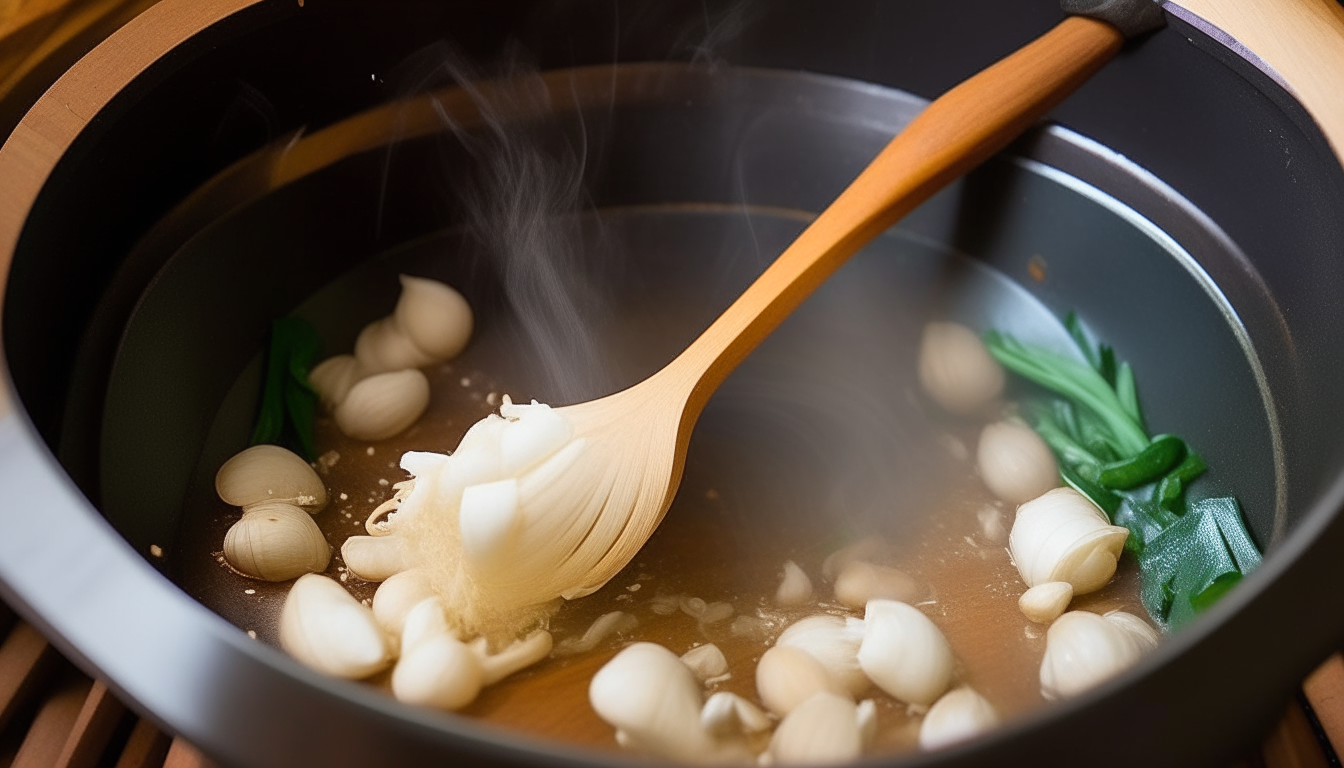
[701,691,772,737]
[458,478,520,573]
[1009,487,1129,594]
[978,420,1060,504]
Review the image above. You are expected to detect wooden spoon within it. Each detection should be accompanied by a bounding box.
[549,16,1127,598]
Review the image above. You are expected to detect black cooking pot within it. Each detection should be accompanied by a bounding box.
[1,1,1342,766]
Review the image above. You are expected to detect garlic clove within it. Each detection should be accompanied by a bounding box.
[821,536,886,580]
[774,560,814,606]
[833,561,922,609]
[767,691,863,766]
[554,611,638,657]
[701,691,772,737]
[776,615,870,697]
[917,321,1004,415]
[497,400,572,477]
[354,316,436,377]
[215,444,327,512]
[478,630,553,685]
[308,354,362,410]
[223,502,330,581]
[756,645,848,717]
[919,687,999,750]
[978,420,1060,505]
[977,505,1009,544]
[680,643,729,682]
[589,643,713,762]
[1103,610,1161,650]
[1009,487,1129,594]
[391,633,483,710]
[279,574,392,679]
[856,699,877,748]
[857,600,955,706]
[372,569,437,638]
[458,478,520,573]
[1018,581,1074,624]
[342,534,407,582]
[401,597,455,655]
[393,275,473,362]
[1039,610,1157,699]
[334,369,431,442]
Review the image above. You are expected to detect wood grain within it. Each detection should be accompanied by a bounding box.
[113,718,171,768]
[1173,0,1344,161]
[0,622,56,733]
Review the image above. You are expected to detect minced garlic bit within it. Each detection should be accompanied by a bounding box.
[149,544,163,558]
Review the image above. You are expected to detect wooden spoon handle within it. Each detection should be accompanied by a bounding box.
[669,15,1125,413]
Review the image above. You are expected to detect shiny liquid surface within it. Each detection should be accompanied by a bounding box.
[176,208,1147,757]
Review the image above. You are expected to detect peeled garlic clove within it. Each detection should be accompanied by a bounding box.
[223,502,330,581]
[458,478,520,573]
[777,615,869,697]
[393,275,473,362]
[478,630,553,685]
[497,400,572,476]
[401,597,454,655]
[701,691,772,737]
[681,643,729,682]
[919,687,999,750]
[918,321,1004,414]
[1039,610,1158,699]
[768,691,863,766]
[334,369,430,441]
[775,560,814,606]
[757,645,847,717]
[1019,581,1074,624]
[215,444,327,512]
[354,316,436,376]
[391,634,483,710]
[856,699,877,748]
[1009,487,1129,594]
[308,354,362,410]
[978,420,1060,504]
[1103,610,1161,649]
[833,561,922,609]
[371,569,437,637]
[857,600,954,706]
[821,536,886,580]
[342,534,407,582]
[589,643,712,762]
[280,574,392,679]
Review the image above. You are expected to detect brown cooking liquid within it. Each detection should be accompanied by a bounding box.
[186,358,1147,758]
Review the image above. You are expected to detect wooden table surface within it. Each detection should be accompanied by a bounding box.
[0,0,1343,766]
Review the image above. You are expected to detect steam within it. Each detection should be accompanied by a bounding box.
[393,44,614,404]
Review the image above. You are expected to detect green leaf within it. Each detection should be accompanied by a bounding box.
[984,331,1149,457]
[1060,463,1122,519]
[1098,435,1186,490]
[1190,571,1242,613]
[1115,362,1144,431]
[250,317,322,461]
